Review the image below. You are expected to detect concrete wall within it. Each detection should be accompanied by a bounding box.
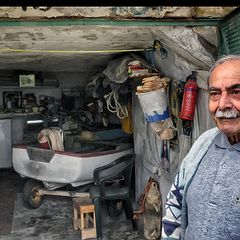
[0,7,235,19]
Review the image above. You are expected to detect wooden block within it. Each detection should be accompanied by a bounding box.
[72,197,97,239]
[82,228,97,240]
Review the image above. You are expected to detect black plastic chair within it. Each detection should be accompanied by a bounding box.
[89,153,137,239]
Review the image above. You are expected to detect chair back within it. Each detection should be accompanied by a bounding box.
[93,153,135,193]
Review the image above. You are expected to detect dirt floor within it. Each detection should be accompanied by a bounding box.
[0,169,145,240]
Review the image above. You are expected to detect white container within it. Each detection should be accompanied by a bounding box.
[7,100,12,109]
[137,89,169,123]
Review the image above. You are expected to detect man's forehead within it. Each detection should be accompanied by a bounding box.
[213,59,240,71]
[209,60,240,83]
[209,83,240,90]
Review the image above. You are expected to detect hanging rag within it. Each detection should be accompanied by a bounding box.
[136,76,176,140]
[133,177,162,240]
[144,180,162,240]
[38,128,64,151]
[161,140,170,174]
[121,102,133,134]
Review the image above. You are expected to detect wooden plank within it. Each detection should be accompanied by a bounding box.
[39,189,90,198]
[73,207,79,230]
[80,205,95,213]
[80,213,84,231]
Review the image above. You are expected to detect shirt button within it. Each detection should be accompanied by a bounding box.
[222,163,227,169]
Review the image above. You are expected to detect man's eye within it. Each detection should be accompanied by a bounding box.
[230,89,240,95]
[209,91,220,97]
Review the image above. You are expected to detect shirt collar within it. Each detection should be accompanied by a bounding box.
[213,131,240,151]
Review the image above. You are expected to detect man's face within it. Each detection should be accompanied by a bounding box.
[208,60,240,138]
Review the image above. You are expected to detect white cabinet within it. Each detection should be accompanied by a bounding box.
[0,119,12,168]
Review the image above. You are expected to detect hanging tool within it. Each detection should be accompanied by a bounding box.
[180,71,198,136]
[180,71,198,121]
[154,40,168,60]
[144,40,168,72]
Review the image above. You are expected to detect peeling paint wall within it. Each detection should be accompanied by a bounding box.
[195,7,235,18]
[0,7,235,19]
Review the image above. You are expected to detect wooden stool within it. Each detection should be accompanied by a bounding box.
[73,197,97,239]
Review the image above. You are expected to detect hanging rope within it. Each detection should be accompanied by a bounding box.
[104,90,128,119]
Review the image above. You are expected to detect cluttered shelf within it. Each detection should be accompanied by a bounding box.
[127,59,161,79]
[0,112,41,119]
[128,72,160,79]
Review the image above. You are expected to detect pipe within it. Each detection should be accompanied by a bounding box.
[0,48,145,54]
[0,18,220,27]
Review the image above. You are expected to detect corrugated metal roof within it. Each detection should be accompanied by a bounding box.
[218,7,240,56]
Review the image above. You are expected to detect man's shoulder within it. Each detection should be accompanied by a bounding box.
[197,127,219,142]
[180,127,219,173]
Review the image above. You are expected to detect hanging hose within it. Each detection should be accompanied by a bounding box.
[104,90,128,119]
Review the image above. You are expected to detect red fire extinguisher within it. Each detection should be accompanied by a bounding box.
[180,71,198,121]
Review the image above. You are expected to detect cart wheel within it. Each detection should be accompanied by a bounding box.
[107,200,123,217]
[23,180,44,209]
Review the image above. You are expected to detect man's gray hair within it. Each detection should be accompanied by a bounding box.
[207,55,240,86]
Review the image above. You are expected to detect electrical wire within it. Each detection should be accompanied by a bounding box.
[104,90,128,119]
[0,48,145,54]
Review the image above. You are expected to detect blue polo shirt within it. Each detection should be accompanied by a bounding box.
[185,132,240,240]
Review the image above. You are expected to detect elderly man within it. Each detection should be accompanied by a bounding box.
[161,55,240,240]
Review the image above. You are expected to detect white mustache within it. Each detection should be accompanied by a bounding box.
[215,109,239,118]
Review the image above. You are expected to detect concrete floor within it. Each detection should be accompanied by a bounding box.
[0,169,23,236]
[0,169,145,240]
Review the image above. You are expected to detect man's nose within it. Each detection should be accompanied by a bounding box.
[218,91,233,110]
